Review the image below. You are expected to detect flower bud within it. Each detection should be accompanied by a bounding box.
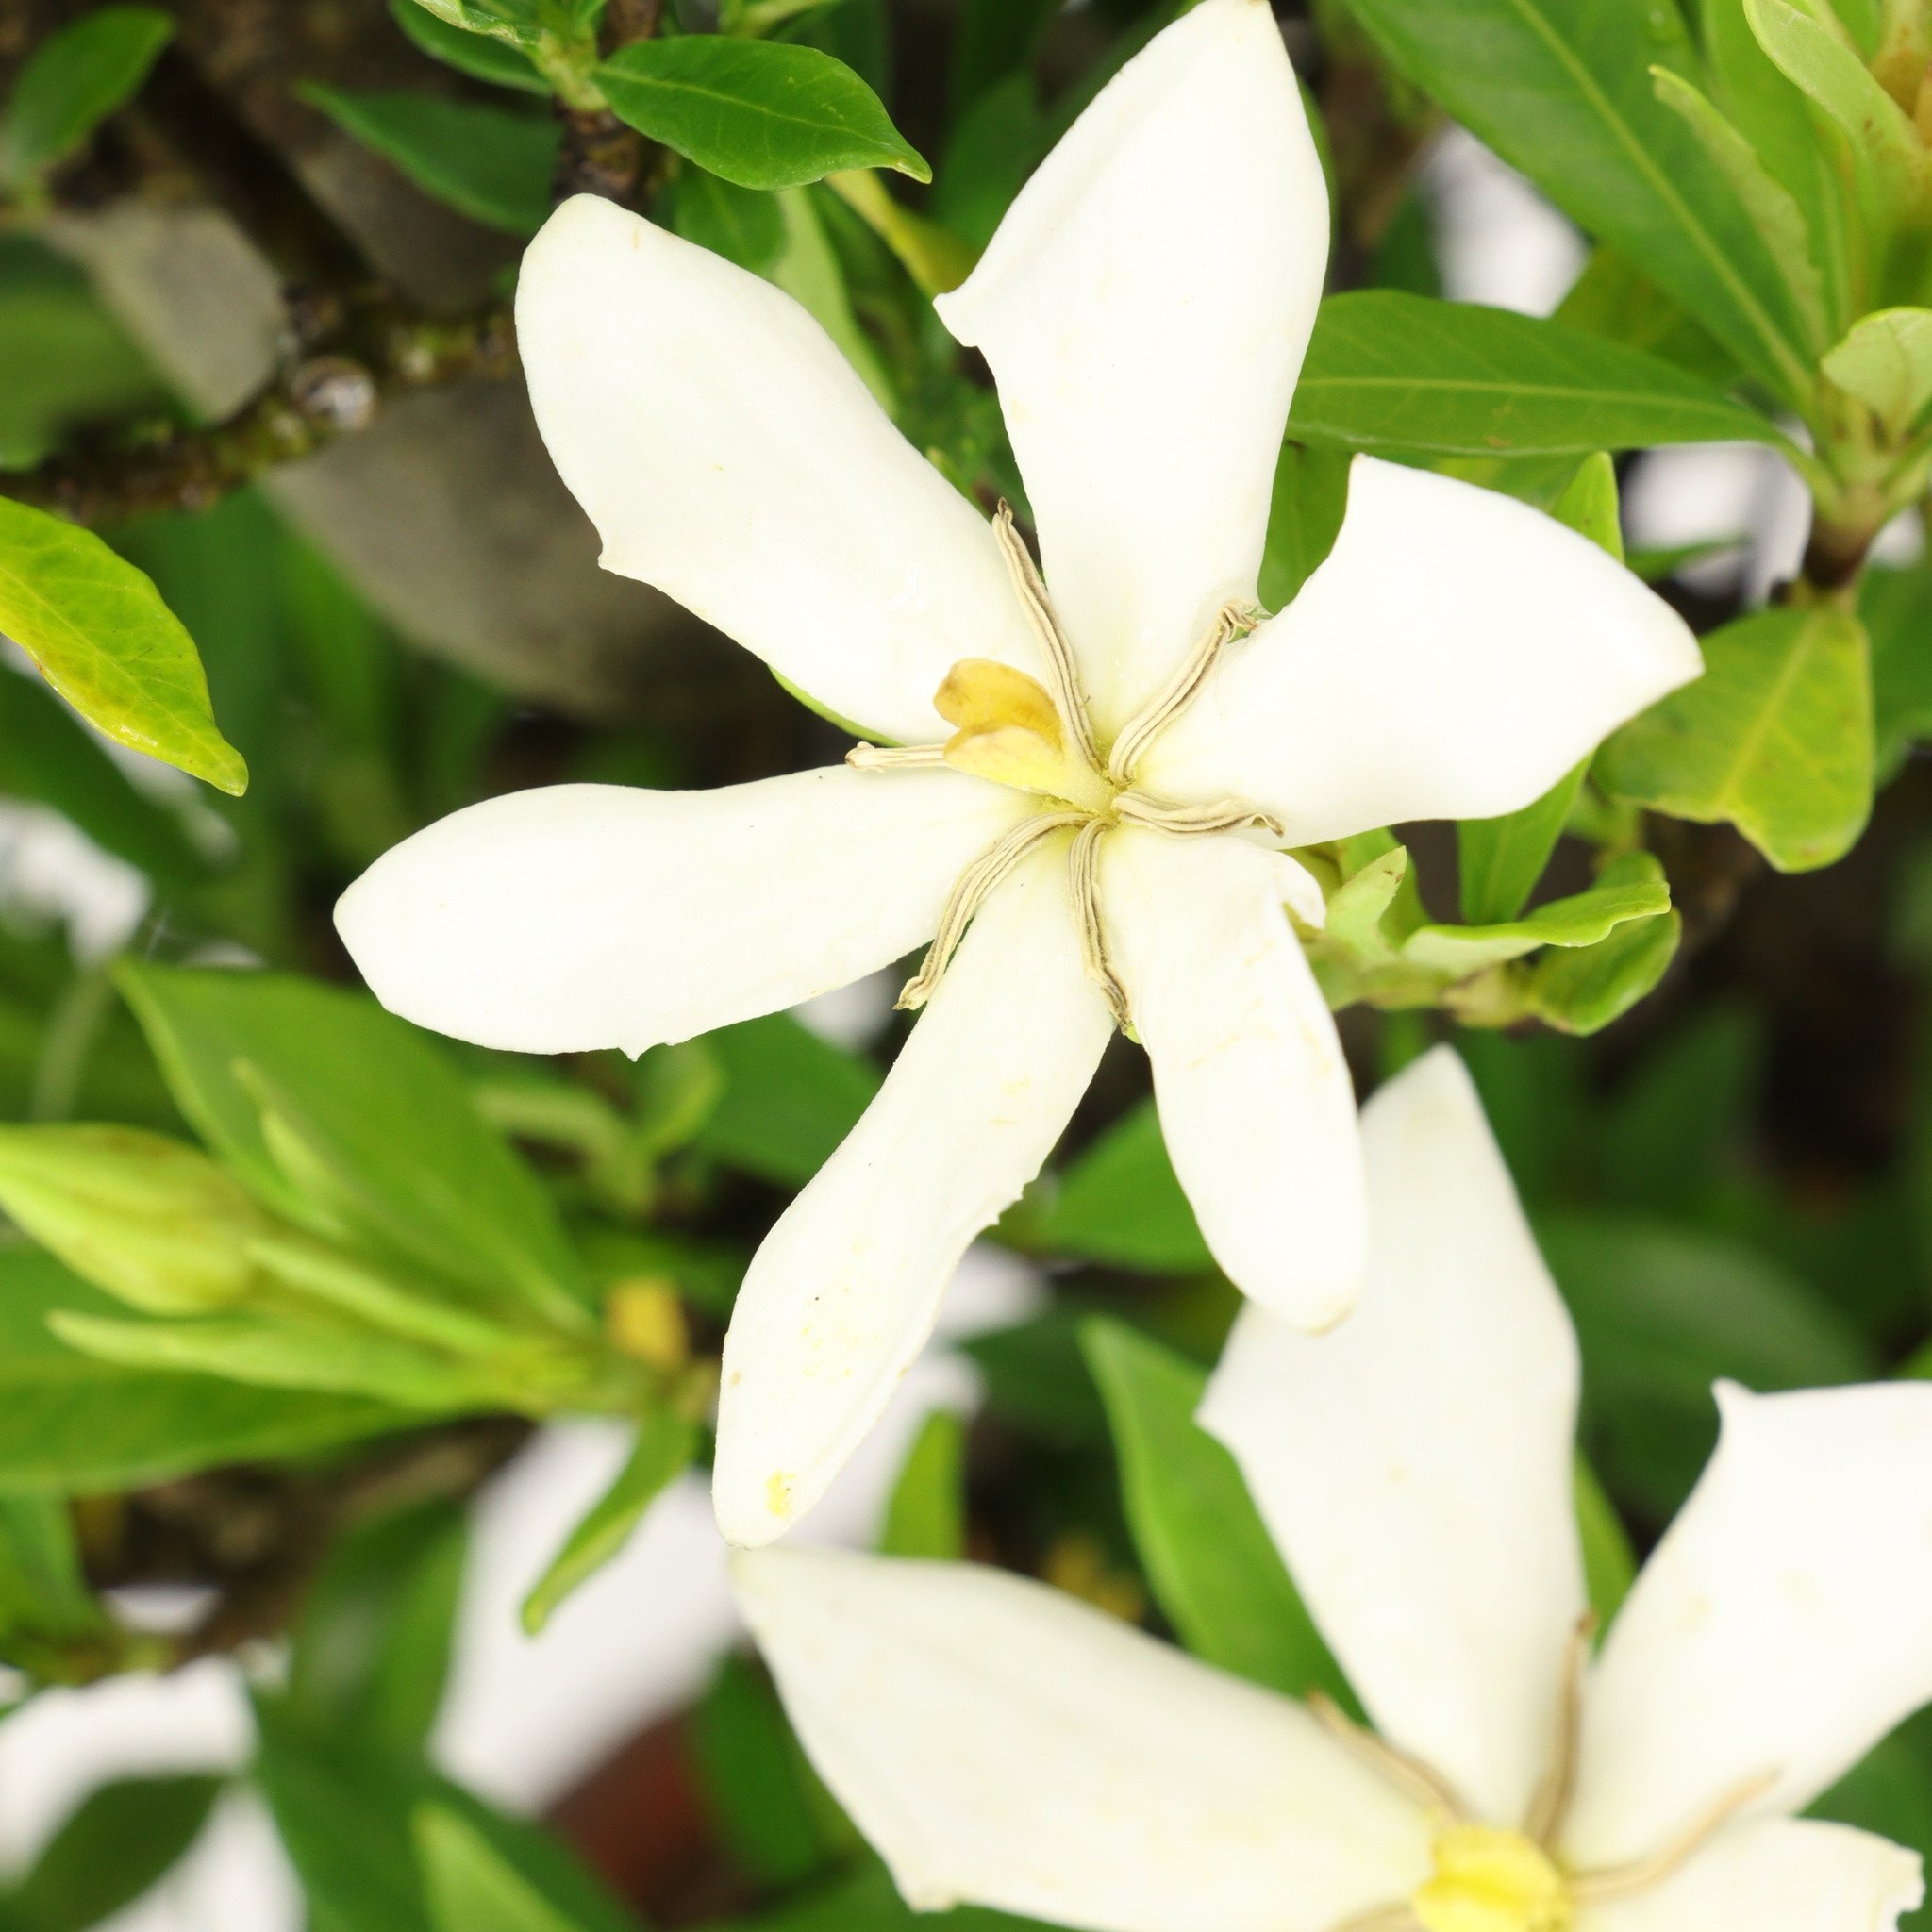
[0,1124,270,1314]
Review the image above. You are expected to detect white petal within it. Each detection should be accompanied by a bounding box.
[336,767,1024,1057]
[934,0,1328,735]
[1103,829,1363,1331]
[1568,1380,1932,1868]
[713,846,1111,1547]
[518,195,1040,745]
[1200,1046,1586,1828]
[1139,458,1704,843]
[734,1545,1431,1932]
[1579,1819,1923,1932]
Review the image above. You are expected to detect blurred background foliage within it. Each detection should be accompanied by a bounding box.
[6,0,1932,1924]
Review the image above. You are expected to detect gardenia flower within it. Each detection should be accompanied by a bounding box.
[737,1047,1932,1932]
[333,0,1699,1547]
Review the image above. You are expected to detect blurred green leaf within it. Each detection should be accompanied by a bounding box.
[521,1407,696,1632]
[1457,764,1588,927]
[767,185,893,408]
[960,1307,1108,1444]
[1259,439,1350,610]
[300,85,558,234]
[1598,605,1874,872]
[878,1407,966,1560]
[0,498,246,795]
[1864,558,1932,775]
[692,1012,878,1188]
[116,964,591,1324]
[0,1247,400,1491]
[1288,292,1785,456]
[931,74,1041,251]
[391,0,548,91]
[418,1807,608,1932]
[1526,883,1681,1036]
[1023,1101,1211,1276]
[1824,307,1932,433]
[1812,1711,1932,1918]
[0,1775,220,1932]
[0,7,174,187]
[0,1492,102,1649]
[1083,1318,1350,1706]
[1574,1457,1635,1628]
[595,40,928,189]
[291,1497,470,1757]
[699,1861,1040,1932]
[1598,1004,1760,1214]
[1338,0,1815,399]
[1556,246,1740,386]
[673,167,786,271]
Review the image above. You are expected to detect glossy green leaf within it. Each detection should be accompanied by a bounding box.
[520,1406,696,1632]
[1286,291,1786,457]
[299,86,557,234]
[877,1407,966,1560]
[391,0,547,91]
[1573,1457,1636,1628]
[0,499,246,795]
[1024,1100,1211,1275]
[1457,763,1589,926]
[1403,870,1673,977]
[673,165,786,271]
[0,7,174,186]
[1082,1318,1351,1706]
[594,39,928,189]
[1338,0,1817,400]
[0,1775,220,1932]
[1597,605,1874,872]
[1823,306,1932,431]
[691,1012,878,1188]
[417,1807,594,1932]
[116,964,590,1323]
[1526,888,1681,1035]
[0,1248,399,1492]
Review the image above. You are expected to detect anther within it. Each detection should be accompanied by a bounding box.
[1307,1691,1473,1823]
[1106,597,1262,788]
[1068,819,1131,1029]
[991,502,1102,773]
[1524,1612,1597,1849]
[1111,792,1285,840]
[846,742,949,771]
[1570,1772,1778,1906]
[897,811,1087,1011]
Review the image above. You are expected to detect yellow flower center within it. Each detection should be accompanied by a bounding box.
[1411,1827,1573,1932]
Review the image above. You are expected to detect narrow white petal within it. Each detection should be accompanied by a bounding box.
[713,848,1111,1547]
[935,0,1328,734]
[1139,458,1704,843]
[1103,829,1364,1331]
[1200,1046,1586,1829]
[734,1546,1431,1932]
[1578,1819,1923,1932]
[336,767,1025,1057]
[1568,1380,1932,1867]
[518,195,1040,744]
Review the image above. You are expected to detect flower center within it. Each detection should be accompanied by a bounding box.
[843,502,1276,1029]
[1410,1827,1572,1932]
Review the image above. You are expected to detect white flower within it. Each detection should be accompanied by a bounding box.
[735,1046,1932,1932]
[333,0,1699,1547]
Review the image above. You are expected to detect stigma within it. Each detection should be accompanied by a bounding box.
[1411,1827,1572,1932]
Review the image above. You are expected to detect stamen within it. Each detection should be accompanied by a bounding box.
[1067,819,1131,1029]
[1571,1773,1777,1905]
[1308,1691,1473,1823]
[897,811,1086,1011]
[1111,791,1285,840]
[846,742,949,771]
[991,502,1102,772]
[1106,598,1262,788]
[1523,1612,1597,1849]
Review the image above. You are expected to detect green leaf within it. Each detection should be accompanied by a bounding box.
[1539,1210,1874,1516]
[959,1308,1108,1446]
[299,85,558,235]
[0,499,246,795]
[1338,0,1817,400]
[877,1407,966,1559]
[291,1498,469,1758]
[417,1807,597,1932]
[1862,557,1932,774]
[1259,439,1350,609]
[673,165,786,270]
[0,1492,103,1647]
[931,73,1042,251]
[1650,64,1828,350]
[691,1012,878,1188]
[1526,885,1681,1036]
[0,8,174,187]
[703,1860,1040,1932]
[116,964,590,1324]
[1823,306,1932,432]
[406,0,545,45]
[1403,870,1674,976]
[1551,448,1625,558]
[0,1248,401,1492]
[1024,1100,1212,1275]
[1082,1318,1351,1706]
[1597,604,1874,871]
[1574,1457,1635,1628]
[1555,245,1740,386]
[1320,843,1414,971]
[767,184,893,408]
[594,39,928,188]
[391,0,548,92]
[1599,1004,1761,1213]
[0,1775,220,1932]
[1458,765,1589,926]
[520,1406,696,1632]
[1286,291,1788,458]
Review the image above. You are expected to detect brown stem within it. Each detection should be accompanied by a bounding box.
[553,105,647,205]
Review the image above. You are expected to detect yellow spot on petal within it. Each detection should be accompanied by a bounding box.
[1412,1827,1572,1932]
[766,1471,793,1521]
